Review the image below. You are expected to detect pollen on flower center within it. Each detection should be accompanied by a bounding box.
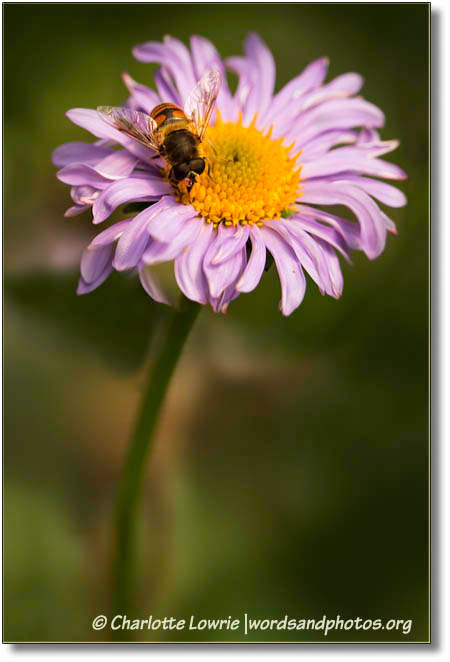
[178,112,302,225]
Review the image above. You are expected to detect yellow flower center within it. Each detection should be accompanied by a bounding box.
[178,112,302,226]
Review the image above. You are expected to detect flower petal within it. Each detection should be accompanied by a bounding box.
[52,141,113,167]
[288,216,350,260]
[270,73,364,136]
[92,177,171,224]
[236,225,266,293]
[89,219,132,249]
[80,244,115,283]
[174,222,214,304]
[113,207,158,271]
[326,72,364,95]
[301,181,387,258]
[133,37,196,102]
[226,33,275,126]
[71,185,99,205]
[138,266,170,305]
[153,68,181,105]
[301,147,406,180]
[64,204,89,217]
[325,175,407,207]
[288,97,385,147]
[243,32,276,119]
[260,227,306,315]
[300,130,358,161]
[77,261,113,295]
[203,226,246,298]
[57,163,111,189]
[66,108,153,161]
[94,150,139,179]
[265,220,332,296]
[142,217,203,265]
[209,248,247,313]
[121,73,160,114]
[316,239,344,298]
[190,35,235,121]
[296,204,362,251]
[264,57,329,127]
[211,223,250,265]
[146,200,199,242]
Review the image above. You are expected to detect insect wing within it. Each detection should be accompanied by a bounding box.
[97,106,160,152]
[184,69,221,141]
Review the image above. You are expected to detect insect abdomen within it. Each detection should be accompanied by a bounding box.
[151,103,187,129]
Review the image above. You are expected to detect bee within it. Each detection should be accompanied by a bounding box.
[97,69,221,191]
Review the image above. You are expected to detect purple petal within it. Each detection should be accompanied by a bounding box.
[189,35,235,122]
[301,181,387,259]
[174,222,213,304]
[122,73,160,114]
[260,227,307,315]
[296,204,362,251]
[94,150,139,179]
[203,227,246,298]
[92,177,171,224]
[64,205,89,217]
[324,175,407,207]
[236,225,266,293]
[350,138,401,158]
[211,224,249,265]
[52,141,113,167]
[264,57,329,127]
[209,248,247,313]
[142,217,202,265]
[80,244,115,283]
[358,128,381,143]
[288,216,350,260]
[153,68,181,105]
[113,207,158,271]
[271,74,364,136]
[301,146,407,180]
[190,35,224,79]
[147,200,199,242]
[89,219,132,249]
[265,221,329,296]
[138,266,170,305]
[57,163,111,189]
[326,72,364,95]
[288,97,385,147]
[316,239,344,298]
[66,108,153,161]
[224,55,253,111]
[243,32,275,119]
[77,261,113,295]
[71,185,99,205]
[226,33,275,126]
[379,210,397,234]
[300,130,359,161]
[133,37,196,102]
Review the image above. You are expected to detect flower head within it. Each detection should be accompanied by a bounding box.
[53,33,407,315]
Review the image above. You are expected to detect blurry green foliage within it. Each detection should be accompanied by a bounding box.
[6,270,164,371]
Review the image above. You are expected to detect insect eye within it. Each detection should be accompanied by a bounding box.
[189,158,205,175]
[173,163,190,180]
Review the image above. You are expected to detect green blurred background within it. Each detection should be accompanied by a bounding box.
[4,2,429,643]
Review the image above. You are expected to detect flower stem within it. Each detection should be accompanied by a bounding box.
[111,295,200,640]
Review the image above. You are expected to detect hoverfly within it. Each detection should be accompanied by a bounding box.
[97,69,221,191]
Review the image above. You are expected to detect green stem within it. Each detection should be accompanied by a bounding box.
[111,295,200,639]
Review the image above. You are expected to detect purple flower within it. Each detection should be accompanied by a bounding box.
[53,33,407,315]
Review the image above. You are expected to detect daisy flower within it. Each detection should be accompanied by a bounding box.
[53,32,407,315]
